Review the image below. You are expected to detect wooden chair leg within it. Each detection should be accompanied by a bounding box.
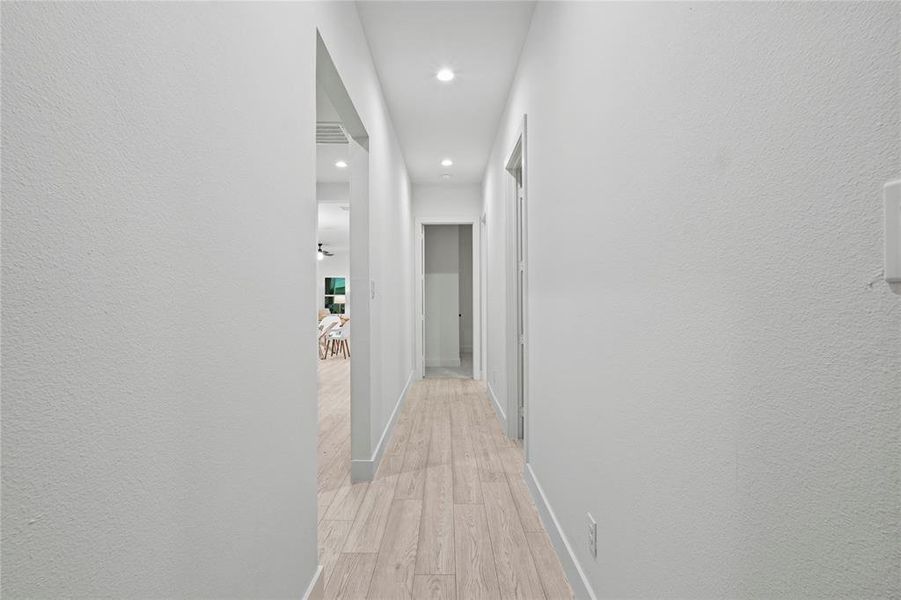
[342,340,348,359]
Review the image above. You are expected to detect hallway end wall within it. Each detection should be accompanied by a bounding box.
[482,2,900,598]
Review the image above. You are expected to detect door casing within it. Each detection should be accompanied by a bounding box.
[504,115,529,460]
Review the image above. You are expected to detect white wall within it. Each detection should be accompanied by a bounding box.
[317,252,350,312]
[316,182,350,314]
[424,225,461,367]
[317,181,350,204]
[483,3,900,598]
[1,2,412,597]
[412,183,482,221]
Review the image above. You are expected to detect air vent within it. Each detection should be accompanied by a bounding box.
[317,121,348,144]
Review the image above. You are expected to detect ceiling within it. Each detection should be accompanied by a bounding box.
[357,1,536,184]
[316,82,351,183]
[317,144,350,183]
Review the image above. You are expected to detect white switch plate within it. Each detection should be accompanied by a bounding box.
[886,180,901,284]
[586,513,597,559]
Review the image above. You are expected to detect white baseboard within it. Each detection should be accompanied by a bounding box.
[524,464,597,600]
[425,357,462,368]
[302,565,324,600]
[351,370,414,482]
[487,381,506,431]
[350,458,374,482]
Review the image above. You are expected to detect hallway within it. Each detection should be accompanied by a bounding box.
[318,368,571,599]
[3,2,900,598]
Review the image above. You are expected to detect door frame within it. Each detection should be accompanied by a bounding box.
[414,218,481,381]
[504,115,529,459]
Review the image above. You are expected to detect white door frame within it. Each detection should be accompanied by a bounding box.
[414,218,481,380]
[504,115,529,459]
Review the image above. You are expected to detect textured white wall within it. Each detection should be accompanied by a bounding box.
[412,183,482,221]
[1,2,412,597]
[317,182,350,204]
[483,2,900,598]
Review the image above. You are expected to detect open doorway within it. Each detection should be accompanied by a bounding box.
[315,76,352,511]
[315,33,375,547]
[421,223,474,379]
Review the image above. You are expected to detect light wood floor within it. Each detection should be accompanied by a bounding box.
[317,357,573,600]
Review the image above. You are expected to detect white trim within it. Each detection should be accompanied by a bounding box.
[351,370,413,481]
[487,381,507,430]
[302,565,324,600]
[524,464,597,600]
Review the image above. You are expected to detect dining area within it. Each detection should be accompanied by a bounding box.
[318,308,350,360]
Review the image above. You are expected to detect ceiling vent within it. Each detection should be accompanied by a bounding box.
[316,121,348,144]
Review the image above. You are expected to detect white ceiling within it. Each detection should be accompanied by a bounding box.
[357,1,536,184]
[316,81,351,183]
[317,144,350,183]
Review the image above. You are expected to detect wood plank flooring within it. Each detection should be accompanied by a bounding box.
[317,357,572,600]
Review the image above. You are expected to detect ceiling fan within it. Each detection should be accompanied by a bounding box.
[317,242,334,261]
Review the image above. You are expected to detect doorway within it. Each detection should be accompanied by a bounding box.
[315,31,373,508]
[414,219,481,381]
[422,224,473,378]
[505,116,528,447]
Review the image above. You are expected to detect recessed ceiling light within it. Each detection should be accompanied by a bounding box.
[441,174,452,180]
[436,68,455,82]
[335,160,348,168]
[441,158,453,167]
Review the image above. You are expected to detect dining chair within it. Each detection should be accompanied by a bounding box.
[318,321,338,360]
[327,321,351,359]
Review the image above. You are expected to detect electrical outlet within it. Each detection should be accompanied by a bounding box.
[587,513,597,559]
